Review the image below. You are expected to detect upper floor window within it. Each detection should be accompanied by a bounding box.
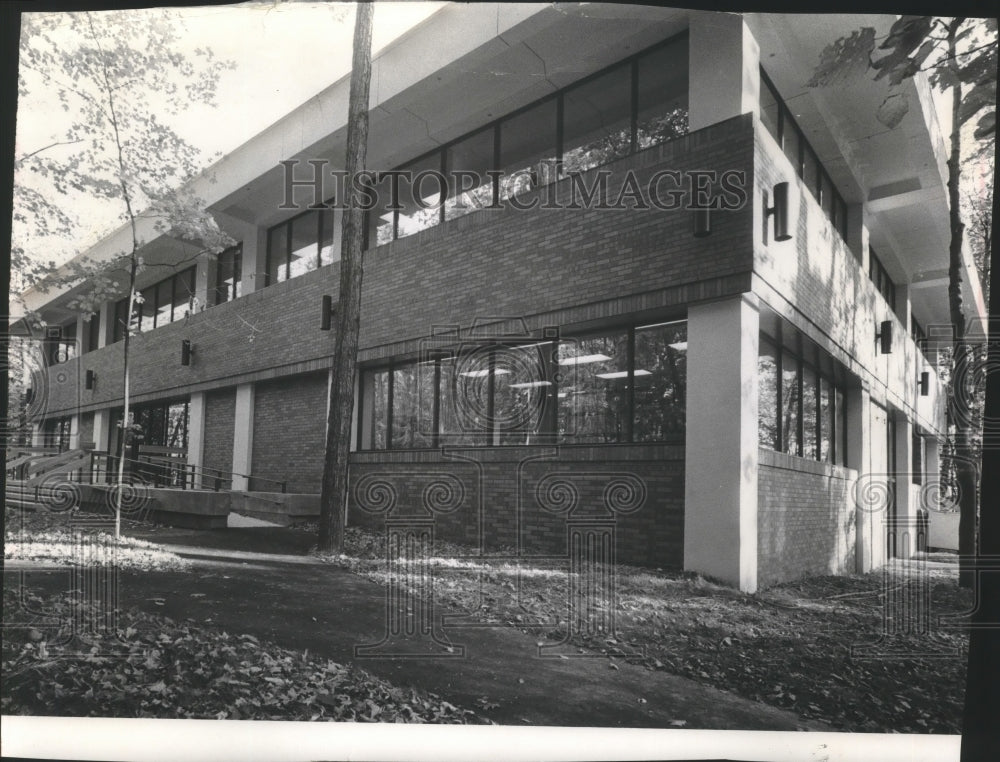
[911,315,926,351]
[758,331,848,466]
[869,248,897,311]
[266,207,338,286]
[113,266,196,343]
[358,319,687,450]
[214,244,243,305]
[367,33,689,247]
[759,71,848,240]
[83,312,101,354]
[45,321,77,366]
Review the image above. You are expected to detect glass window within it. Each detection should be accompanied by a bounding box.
[320,209,339,266]
[499,99,558,200]
[760,77,780,143]
[819,376,833,463]
[391,363,435,449]
[166,401,189,449]
[215,244,242,305]
[360,369,389,450]
[801,364,818,459]
[85,312,101,353]
[835,387,847,466]
[493,342,553,445]
[139,286,156,333]
[113,299,129,343]
[562,64,633,176]
[289,211,320,279]
[439,355,490,447]
[803,147,820,199]
[782,118,802,175]
[155,278,173,327]
[267,224,288,285]
[912,431,924,484]
[558,332,629,443]
[636,40,689,149]
[397,153,443,239]
[173,268,196,320]
[445,128,495,221]
[633,321,687,441]
[781,350,800,456]
[367,172,395,248]
[758,337,780,450]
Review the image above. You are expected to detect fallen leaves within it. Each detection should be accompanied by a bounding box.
[2,588,487,724]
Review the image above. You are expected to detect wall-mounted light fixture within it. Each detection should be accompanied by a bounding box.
[181,339,195,366]
[693,207,711,238]
[765,182,792,242]
[320,295,337,331]
[919,371,929,396]
[876,320,893,354]
[85,370,96,390]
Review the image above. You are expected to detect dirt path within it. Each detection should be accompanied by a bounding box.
[10,525,827,731]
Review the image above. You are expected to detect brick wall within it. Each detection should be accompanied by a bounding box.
[203,388,236,482]
[45,115,754,418]
[348,444,684,568]
[757,448,857,588]
[251,372,327,493]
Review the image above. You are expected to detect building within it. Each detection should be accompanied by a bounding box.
[15,6,984,592]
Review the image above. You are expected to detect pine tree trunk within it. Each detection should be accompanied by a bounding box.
[944,24,977,588]
[318,1,374,553]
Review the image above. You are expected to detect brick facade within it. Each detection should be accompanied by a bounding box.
[44,115,754,418]
[757,448,856,588]
[203,388,236,483]
[348,444,685,568]
[251,372,328,493]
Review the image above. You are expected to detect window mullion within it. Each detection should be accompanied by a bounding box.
[626,327,635,442]
[432,358,441,450]
[386,362,394,450]
[630,59,639,155]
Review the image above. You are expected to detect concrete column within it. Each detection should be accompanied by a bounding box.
[894,282,911,333]
[93,409,109,453]
[684,295,760,592]
[687,13,760,131]
[31,424,45,448]
[74,315,86,355]
[231,383,254,491]
[97,301,111,348]
[893,412,917,559]
[68,414,80,450]
[187,392,206,489]
[926,437,941,487]
[847,384,872,572]
[846,203,869,266]
[241,226,268,295]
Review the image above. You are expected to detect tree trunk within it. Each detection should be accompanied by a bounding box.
[318,1,374,553]
[944,23,977,588]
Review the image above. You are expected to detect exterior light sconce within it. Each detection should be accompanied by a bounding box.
[320,295,338,331]
[85,370,96,390]
[181,339,195,366]
[765,182,792,242]
[919,371,929,396]
[693,207,711,238]
[876,321,893,354]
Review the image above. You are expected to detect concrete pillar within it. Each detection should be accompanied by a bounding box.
[926,437,941,487]
[31,424,45,448]
[68,414,80,450]
[687,12,760,132]
[231,383,254,491]
[187,392,206,489]
[845,203,869,266]
[894,282,911,333]
[847,384,873,572]
[684,295,760,592]
[242,226,268,295]
[97,301,110,348]
[93,409,109,453]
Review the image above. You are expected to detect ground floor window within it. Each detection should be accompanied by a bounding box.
[758,331,847,465]
[44,417,72,452]
[358,320,687,449]
[912,430,925,484]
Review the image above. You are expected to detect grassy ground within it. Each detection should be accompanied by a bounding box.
[312,526,972,734]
